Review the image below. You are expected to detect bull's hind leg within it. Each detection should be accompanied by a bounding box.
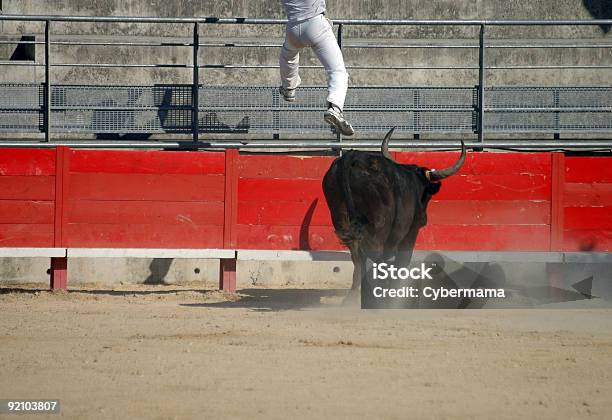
[395,231,420,308]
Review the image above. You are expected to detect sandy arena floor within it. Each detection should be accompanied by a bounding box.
[1,284,611,419]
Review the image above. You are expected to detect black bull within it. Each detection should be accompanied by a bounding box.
[322,128,466,303]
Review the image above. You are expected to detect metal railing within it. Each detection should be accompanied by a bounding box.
[0,15,612,149]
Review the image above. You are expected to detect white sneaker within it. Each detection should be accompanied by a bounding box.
[324,106,354,136]
[279,86,296,102]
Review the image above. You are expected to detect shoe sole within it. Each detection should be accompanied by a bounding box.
[324,113,354,136]
[279,87,296,102]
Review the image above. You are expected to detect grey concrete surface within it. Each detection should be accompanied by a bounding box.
[1,0,611,86]
[2,255,609,297]
[0,257,353,289]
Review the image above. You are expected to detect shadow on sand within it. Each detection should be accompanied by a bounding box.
[182,288,348,312]
[0,286,348,311]
[0,287,210,297]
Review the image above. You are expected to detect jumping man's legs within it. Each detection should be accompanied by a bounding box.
[279,15,354,135]
[306,15,353,135]
[279,24,303,101]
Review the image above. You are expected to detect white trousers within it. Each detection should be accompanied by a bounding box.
[279,14,349,110]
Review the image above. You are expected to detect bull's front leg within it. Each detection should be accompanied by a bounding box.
[343,245,363,305]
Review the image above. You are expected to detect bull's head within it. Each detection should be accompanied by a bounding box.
[380,127,466,227]
[380,127,466,182]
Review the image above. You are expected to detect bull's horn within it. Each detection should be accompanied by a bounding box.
[426,141,466,181]
[381,127,396,160]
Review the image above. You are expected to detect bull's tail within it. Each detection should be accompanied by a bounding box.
[336,154,368,244]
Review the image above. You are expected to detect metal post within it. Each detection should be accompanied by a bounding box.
[477,24,486,145]
[336,22,344,155]
[272,88,280,140]
[553,89,560,140]
[192,22,200,142]
[413,90,421,140]
[44,20,51,142]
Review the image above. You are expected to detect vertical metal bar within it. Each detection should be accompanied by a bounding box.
[413,89,420,140]
[272,88,280,139]
[192,22,199,142]
[336,22,344,155]
[44,20,51,142]
[477,24,486,145]
[553,89,560,140]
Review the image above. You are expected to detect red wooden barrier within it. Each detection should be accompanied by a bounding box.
[64,149,226,248]
[236,155,337,250]
[563,156,612,251]
[234,152,557,251]
[1,147,611,290]
[0,149,56,247]
[397,152,552,251]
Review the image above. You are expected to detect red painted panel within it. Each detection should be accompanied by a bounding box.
[54,147,69,249]
[436,174,550,200]
[564,183,612,207]
[238,155,335,179]
[239,179,325,202]
[5,149,611,253]
[0,176,55,200]
[238,199,332,226]
[237,199,549,227]
[564,207,612,230]
[415,225,551,251]
[69,173,225,201]
[561,157,612,252]
[239,174,550,202]
[0,200,55,224]
[0,224,54,247]
[428,200,551,225]
[223,150,239,248]
[235,223,551,251]
[565,157,612,183]
[70,150,225,175]
[550,153,565,251]
[0,149,56,176]
[235,224,343,250]
[66,200,225,225]
[238,153,551,180]
[395,152,551,175]
[563,230,612,252]
[64,223,224,248]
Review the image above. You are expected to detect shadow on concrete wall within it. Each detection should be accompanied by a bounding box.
[583,0,612,33]
[10,36,36,61]
[144,258,173,284]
